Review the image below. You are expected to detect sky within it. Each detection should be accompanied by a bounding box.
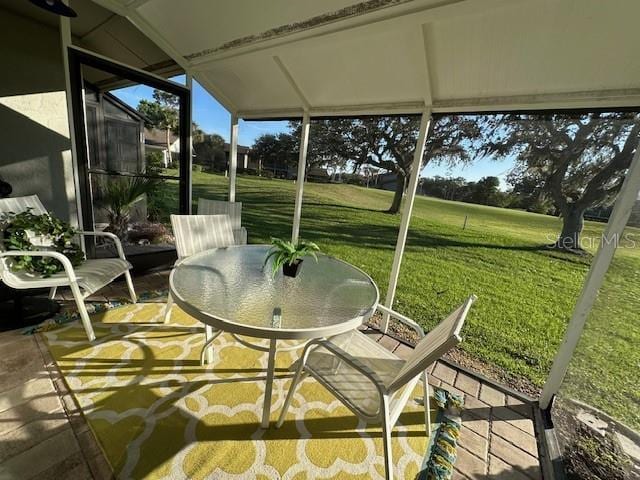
[112,76,514,189]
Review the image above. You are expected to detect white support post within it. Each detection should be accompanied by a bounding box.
[381,109,432,333]
[291,112,311,244]
[186,72,194,213]
[228,114,239,202]
[539,147,640,409]
[59,8,84,233]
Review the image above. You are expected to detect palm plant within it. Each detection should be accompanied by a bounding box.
[264,237,320,278]
[98,176,159,240]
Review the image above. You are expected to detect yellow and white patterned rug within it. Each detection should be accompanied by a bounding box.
[44,303,443,479]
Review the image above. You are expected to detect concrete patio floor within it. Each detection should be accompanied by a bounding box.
[0,270,543,480]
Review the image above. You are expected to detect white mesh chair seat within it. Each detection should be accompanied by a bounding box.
[304,330,405,417]
[3,258,130,293]
[277,296,476,480]
[197,198,247,245]
[71,258,132,293]
[0,195,137,341]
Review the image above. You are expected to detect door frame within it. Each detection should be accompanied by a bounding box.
[67,46,191,239]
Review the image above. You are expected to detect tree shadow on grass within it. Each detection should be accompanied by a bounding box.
[164,180,587,261]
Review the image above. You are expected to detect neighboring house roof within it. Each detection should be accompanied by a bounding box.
[103,92,147,122]
[223,143,251,154]
[144,130,251,156]
[144,128,178,147]
[308,167,328,177]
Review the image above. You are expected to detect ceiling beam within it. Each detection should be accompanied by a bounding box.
[236,88,640,120]
[68,45,186,89]
[187,0,482,67]
[430,89,640,113]
[273,56,311,111]
[126,0,153,9]
[90,0,238,114]
[238,101,426,120]
[420,23,434,107]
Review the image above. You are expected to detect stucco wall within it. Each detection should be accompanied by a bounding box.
[0,9,78,225]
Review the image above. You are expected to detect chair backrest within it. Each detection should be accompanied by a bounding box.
[388,295,476,392]
[170,214,235,259]
[0,195,47,217]
[197,198,242,230]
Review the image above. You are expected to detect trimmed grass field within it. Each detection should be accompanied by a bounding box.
[155,170,640,429]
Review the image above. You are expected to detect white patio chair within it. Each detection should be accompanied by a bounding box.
[0,195,136,341]
[276,295,476,480]
[197,198,247,245]
[164,215,235,361]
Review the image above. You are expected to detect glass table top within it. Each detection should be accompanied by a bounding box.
[170,245,379,338]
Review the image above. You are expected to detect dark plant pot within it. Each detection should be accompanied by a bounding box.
[282,259,302,278]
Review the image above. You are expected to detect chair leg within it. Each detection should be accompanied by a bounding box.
[124,271,137,304]
[276,357,308,428]
[70,282,95,342]
[423,372,432,436]
[164,293,174,324]
[48,287,57,300]
[381,395,394,480]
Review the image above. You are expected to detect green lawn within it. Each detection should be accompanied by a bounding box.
[153,170,640,429]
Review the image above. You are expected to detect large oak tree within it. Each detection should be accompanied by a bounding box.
[482,112,640,251]
[290,115,481,213]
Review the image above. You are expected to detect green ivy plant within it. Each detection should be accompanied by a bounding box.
[264,237,320,277]
[1,208,84,277]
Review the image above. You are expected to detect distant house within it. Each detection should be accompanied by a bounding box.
[224,143,253,170]
[306,167,330,182]
[374,172,398,191]
[144,128,179,168]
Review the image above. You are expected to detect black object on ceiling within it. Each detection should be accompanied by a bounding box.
[0,177,11,198]
[29,0,77,17]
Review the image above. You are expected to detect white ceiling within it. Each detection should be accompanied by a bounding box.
[93,0,640,117]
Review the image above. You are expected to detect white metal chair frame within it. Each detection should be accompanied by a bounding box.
[163,214,237,364]
[276,296,476,480]
[0,196,136,341]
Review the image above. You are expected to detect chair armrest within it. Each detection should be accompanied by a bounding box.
[77,231,126,260]
[232,227,247,245]
[376,304,425,338]
[305,338,388,395]
[0,250,77,281]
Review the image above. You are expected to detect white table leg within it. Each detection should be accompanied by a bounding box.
[200,329,222,366]
[261,339,277,428]
[205,325,214,364]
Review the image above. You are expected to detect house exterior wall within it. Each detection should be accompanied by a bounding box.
[0,9,78,225]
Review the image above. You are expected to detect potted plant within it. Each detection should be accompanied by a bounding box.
[264,237,320,278]
[1,208,84,277]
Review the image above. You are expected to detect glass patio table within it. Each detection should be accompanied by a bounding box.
[169,244,379,428]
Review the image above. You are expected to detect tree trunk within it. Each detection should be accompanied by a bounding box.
[555,205,585,251]
[166,128,171,168]
[387,173,406,214]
